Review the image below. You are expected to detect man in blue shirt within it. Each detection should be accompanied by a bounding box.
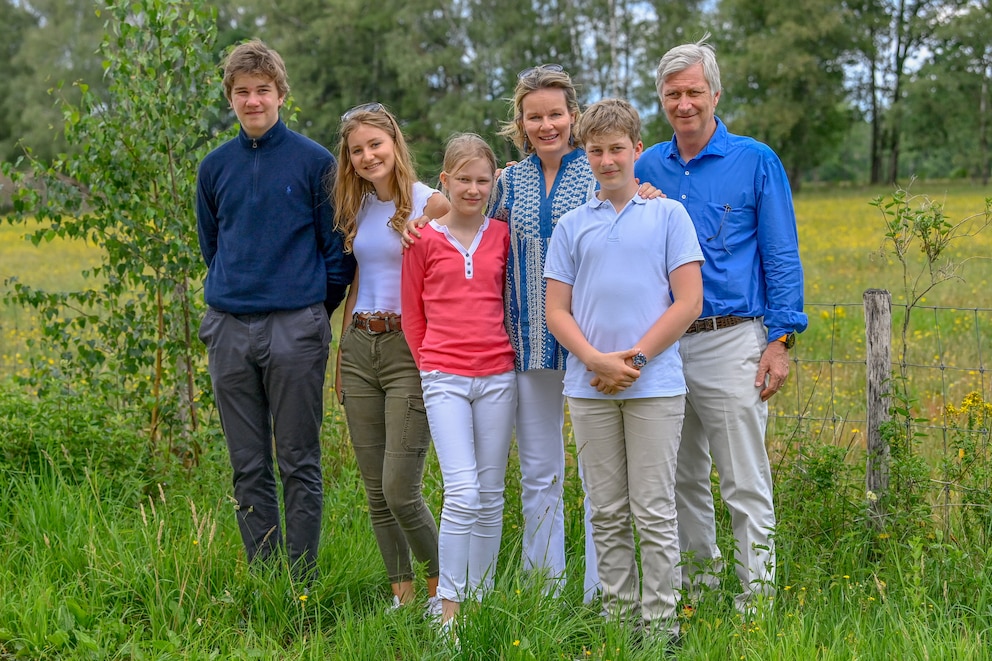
[196,40,353,584]
[635,35,808,614]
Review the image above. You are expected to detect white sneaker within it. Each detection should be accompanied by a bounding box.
[437,617,459,650]
[385,595,403,614]
[425,596,442,622]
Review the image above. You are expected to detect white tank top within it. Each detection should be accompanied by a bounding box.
[352,181,438,314]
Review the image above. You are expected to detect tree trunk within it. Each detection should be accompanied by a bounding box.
[887,118,901,185]
[869,29,883,185]
[980,73,990,186]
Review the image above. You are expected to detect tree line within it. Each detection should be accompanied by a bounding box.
[1,0,989,189]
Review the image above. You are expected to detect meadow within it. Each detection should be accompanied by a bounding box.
[1,182,992,659]
[774,183,992,452]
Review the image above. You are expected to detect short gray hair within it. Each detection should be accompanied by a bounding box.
[654,33,721,99]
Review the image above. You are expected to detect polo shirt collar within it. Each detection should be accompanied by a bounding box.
[588,193,649,209]
[666,116,729,162]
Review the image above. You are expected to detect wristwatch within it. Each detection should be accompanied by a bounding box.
[777,333,796,349]
[631,352,648,369]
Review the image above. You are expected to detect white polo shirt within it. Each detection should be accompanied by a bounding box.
[544,194,703,399]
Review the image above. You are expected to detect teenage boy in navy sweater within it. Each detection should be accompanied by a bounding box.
[196,40,354,583]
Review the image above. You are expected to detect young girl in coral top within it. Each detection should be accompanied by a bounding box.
[401,133,516,636]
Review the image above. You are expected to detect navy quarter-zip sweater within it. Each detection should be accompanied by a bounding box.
[196,120,354,315]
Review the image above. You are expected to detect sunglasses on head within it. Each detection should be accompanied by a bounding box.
[517,63,565,79]
[341,102,384,122]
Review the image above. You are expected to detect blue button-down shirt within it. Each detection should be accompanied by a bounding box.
[635,117,808,341]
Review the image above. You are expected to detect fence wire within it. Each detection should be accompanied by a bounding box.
[771,302,992,467]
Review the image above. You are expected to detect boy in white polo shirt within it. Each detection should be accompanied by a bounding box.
[544,98,703,648]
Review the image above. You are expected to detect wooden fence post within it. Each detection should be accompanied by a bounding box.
[864,289,892,527]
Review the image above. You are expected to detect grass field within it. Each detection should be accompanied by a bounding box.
[771,183,992,453]
[796,182,991,307]
[2,182,992,659]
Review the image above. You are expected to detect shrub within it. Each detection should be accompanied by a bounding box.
[0,380,150,498]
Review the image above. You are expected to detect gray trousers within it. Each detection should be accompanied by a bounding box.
[340,323,439,583]
[199,305,330,579]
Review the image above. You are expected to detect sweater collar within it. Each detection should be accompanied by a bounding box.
[237,119,288,149]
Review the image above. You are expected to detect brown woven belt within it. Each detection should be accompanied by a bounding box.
[684,315,754,335]
[353,313,402,334]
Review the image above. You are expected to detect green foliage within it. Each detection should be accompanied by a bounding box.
[871,187,992,370]
[2,0,987,184]
[938,391,992,547]
[234,0,709,179]
[714,0,853,186]
[902,3,992,183]
[0,0,39,164]
[859,188,991,540]
[874,386,933,534]
[1,0,225,462]
[3,407,992,658]
[0,384,149,497]
[776,440,865,556]
[0,0,107,164]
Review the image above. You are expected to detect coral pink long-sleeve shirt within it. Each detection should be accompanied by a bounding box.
[401,218,515,377]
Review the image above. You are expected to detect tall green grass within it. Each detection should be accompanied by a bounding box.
[4,369,992,656]
[3,387,992,658]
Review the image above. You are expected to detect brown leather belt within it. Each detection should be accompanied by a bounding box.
[684,315,754,334]
[353,313,402,334]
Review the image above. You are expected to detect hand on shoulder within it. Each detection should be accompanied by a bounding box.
[635,180,666,200]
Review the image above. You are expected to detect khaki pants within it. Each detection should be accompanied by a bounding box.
[676,317,776,610]
[569,395,684,635]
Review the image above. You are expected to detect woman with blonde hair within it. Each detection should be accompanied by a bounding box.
[332,102,449,615]
[490,65,599,599]
[494,65,659,600]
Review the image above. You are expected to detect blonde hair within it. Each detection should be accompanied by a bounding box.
[331,105,418,253]
[222,39,290,101]
[441,133,498,187]
[497,67,581,154]
[575,98,642,148]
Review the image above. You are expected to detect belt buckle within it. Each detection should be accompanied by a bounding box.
[354,314,379,335]
[365,315,386,335]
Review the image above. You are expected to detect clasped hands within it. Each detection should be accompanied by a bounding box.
[587,347,643,396]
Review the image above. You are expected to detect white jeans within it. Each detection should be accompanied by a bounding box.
[568,395,683,634]
[422,370,516,603]
[676,318,776,608]
[516,369,600,600]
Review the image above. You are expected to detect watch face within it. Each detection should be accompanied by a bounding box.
[632,353,647,368]
[785,333,796,349]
